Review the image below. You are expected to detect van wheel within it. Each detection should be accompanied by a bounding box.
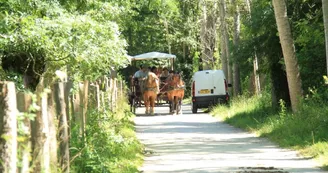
[192,105,197,113]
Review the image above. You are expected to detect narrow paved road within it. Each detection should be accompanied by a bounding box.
[134,104,327,173]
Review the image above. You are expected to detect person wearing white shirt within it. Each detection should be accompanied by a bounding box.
[133,65,148,79]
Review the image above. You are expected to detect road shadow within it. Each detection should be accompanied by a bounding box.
[135,105,327,173]
[135,103,201,117]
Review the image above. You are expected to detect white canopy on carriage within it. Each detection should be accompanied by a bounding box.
[131,52,176,61]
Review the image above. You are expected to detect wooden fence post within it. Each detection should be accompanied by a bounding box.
[17,92,32,173]
[106,78,110,110]
[102,76,109,110]
[83,81,89,128]
[120,80,123,99]
[54,82,69,173]
[79,81,89,140]
[114,78,117,110]
[78,83,84,139]
[0,82,18,173]
[65,81,72,137]
[41,89,50,173]
[109,77,114,110]
[96,83,100,110]
[47,91,57,170]
[88,83,100,111]
[73,91,82,136]
[32,78,50,173]
[100,90,104,110]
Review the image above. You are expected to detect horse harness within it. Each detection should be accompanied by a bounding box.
[165,75,185,91]
[144,72,159,92]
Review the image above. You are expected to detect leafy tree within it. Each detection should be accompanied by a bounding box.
[273,0,303,112]
[0,0,129,89]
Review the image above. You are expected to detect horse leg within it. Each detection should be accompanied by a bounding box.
[167,94,173,114]
[176,96,179,115]
[145,100,149,114]
[173,96,178,115]
[170,100,175,114]
[181,91,184,114]
[178,97,182,115]
[150,94,155,115]
[144,94,149,114]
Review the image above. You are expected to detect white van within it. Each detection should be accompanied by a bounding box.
[191,70,230,113]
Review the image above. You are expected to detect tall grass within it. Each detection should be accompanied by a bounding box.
[211,91,328,169]
[70,99,143,173]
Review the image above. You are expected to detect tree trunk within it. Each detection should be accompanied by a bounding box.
[244,0,261,95]
[220,35,228,77]
[164,18,174,70]
[183,42,186,61]
[253,52,261,95]
[219,0,228,78]
[272,0,303,112]
[200,0,217,70]
[0,82,17,173]
[219,0,231,91]
[200,0,209,70]
[207,11,217,69]
[54,82,70,173]
[232,0,242,96]
[323,0,328,76]
[245,0,251,13]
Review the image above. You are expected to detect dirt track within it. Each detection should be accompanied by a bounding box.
[134,104,327,173]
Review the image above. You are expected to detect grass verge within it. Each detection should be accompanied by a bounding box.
[211,92,328,170]
[70,99,144,173]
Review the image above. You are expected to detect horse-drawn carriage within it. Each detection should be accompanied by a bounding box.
[128,52,184,115]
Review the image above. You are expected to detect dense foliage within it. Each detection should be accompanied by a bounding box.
[232,0,326,106]
[0,0,129,85]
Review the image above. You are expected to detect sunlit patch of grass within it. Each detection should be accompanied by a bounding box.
[182,97,191,104]
[211,92,328,170]
[301,142,328,168]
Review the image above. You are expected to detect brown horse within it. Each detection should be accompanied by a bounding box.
[166,73,185,115]
[143,72,159,115]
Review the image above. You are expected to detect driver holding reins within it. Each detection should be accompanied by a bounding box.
[133,65,148,79]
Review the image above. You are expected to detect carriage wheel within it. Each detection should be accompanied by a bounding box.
[169,101,173,113]
[192,104,197,113]
[131,98,136,113]
[177,100,182,114]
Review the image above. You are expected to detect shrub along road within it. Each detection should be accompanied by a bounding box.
[134,104,327,173]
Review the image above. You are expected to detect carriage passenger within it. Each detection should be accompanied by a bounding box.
[150,66,157,73]
[132,65,148,106]
[133,65,147,79]
[160,67,169,78]
[168,70,175,78]
[157,67,163,76]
